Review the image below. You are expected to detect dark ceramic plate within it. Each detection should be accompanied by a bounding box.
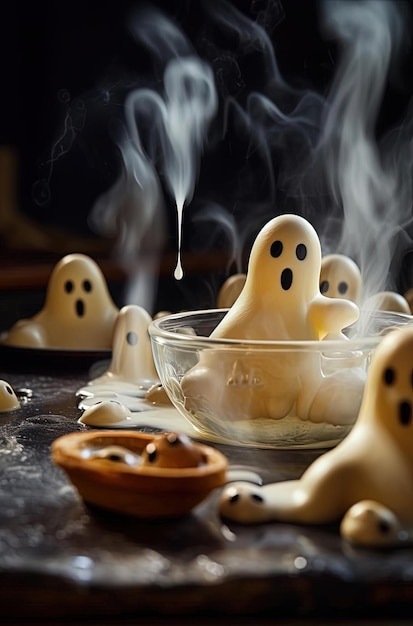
[0,342,111,372]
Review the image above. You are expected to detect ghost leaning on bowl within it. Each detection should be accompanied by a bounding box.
[78,304,159,399]
[1,253,119,349]
[218,325,413,548]
[51,430,228,518]
[0,380,20,412]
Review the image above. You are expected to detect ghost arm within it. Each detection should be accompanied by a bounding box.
[308,296,359,340]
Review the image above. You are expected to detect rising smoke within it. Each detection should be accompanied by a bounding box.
[39,0,413,316]
[314,0,413,306]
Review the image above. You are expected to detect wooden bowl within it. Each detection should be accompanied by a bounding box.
[51,431,228,518]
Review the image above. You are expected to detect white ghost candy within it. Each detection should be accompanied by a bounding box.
[79,400,133,426]
[0,380,20,412]
[2,254,119,349]
[217,274,247,309]
[364,291,411,315]
[219,326,413,547]
[181,214,362,425]
[320,254,362,305]
[79,305,159,401]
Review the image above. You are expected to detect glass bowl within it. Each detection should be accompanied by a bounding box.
[148,309,413,449]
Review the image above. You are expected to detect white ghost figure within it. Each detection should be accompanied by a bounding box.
[181,214,363,426]
[77,304,159,402]
[364,291,411,315]
[320,254,362,305]
[217,274,247,309]
[219,326,413,548]
[2,254,119,349]
[78,400,133,426]
[0,380,20,412]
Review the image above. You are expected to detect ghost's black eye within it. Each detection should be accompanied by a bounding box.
[379,520,390,534]
[5,386,13,395]
[384,367,395,385]
[64,280,74,293]
[107,453,123,462]
[296,244,307,260]
[251,493,264,503]
[399,402,411,426]
[270,240,283,258]
[338,281,348,295]
[126,332,138,346]
[83,280,92,292]
[320,280,329,294]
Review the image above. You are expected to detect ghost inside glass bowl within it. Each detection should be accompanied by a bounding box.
[52,431,227,518]
[149,309,390,449]
[149,214,413,449]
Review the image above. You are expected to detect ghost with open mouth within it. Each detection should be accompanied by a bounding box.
[181,214,363,425]
[1,253,119,350]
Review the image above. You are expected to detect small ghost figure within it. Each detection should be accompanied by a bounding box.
[320,254,362,305]
[78,400,132,426]
[217,274,247,309]
[145,383,173,406]
[181,214,362,425]
[0,380,20,412]
[141,432,207,468]
[83,305,159,397]
[219,325,413,548]
[2,254,119,349]
[364,291,411,315]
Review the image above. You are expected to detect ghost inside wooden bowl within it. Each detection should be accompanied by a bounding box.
[52,431,228,518]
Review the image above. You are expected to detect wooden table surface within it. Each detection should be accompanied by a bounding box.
[1,352,413,625]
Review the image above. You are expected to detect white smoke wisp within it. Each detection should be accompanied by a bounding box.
[204,0,286,88]
[317,0,413,325]
[205,0,327,223]
[125,57,218,279]
[90,6,218,311]
[191,202,243,273]
[126,6,219,279]
[89,129,165,311]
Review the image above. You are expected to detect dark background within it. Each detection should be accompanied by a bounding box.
[2,0,413,314]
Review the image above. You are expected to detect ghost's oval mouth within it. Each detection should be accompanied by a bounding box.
[76,299,85,317]
[399,400,411,425]
[281,268,293,291]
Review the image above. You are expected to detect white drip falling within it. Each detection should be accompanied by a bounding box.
[164,58,218,280]
[174,197,185,280]
[124,57,218,281]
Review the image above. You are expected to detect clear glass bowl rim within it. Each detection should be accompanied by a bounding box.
[148,308,409,352]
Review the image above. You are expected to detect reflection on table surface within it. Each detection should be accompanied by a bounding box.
[1,361,413,624]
